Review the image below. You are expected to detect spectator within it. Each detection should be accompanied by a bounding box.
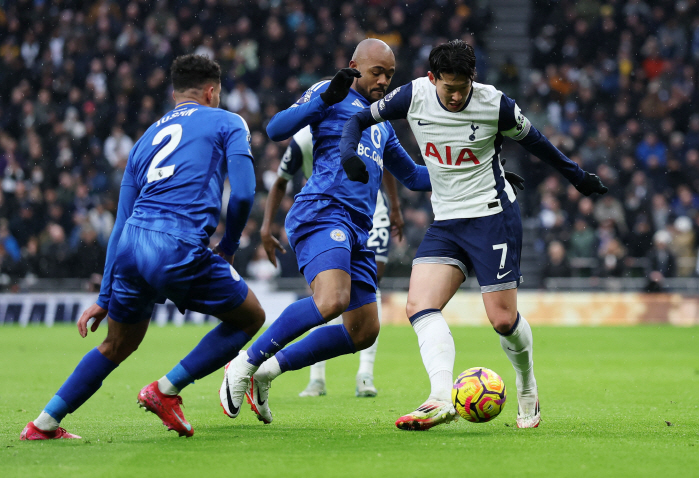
[103,126,134,169]
[541,241,571,287]
[647,230,676,279]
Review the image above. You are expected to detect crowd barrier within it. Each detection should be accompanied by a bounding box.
[2,288,698,327]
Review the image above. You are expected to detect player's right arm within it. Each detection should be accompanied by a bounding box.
[266,69,361,141]
[260,138,304,266]
[79,150,140,336]
[339,83,413,182]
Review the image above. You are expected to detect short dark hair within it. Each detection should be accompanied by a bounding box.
[428,40,476,82]
[171,54,221,91]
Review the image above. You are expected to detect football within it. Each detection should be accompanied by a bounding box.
[452,367,507,423]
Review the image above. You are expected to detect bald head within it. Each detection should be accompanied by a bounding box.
[352,38,394,63]
[349,39,396,103]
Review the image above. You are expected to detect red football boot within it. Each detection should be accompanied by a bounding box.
[137,381,194,437]
[20,422,81,440]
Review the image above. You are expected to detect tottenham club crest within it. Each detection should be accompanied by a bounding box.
[330,229,346,242]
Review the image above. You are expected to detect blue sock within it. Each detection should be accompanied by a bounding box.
[246,297,325,366]
[175,323,251,389]
[276,324,356,372]
[48,348,118,420]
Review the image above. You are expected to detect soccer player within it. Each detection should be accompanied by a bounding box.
[340,40,608,430]
[261,124,405,397]
[220,39,431,423]
[20,54,265,440]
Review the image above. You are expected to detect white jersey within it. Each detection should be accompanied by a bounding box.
[278,125,389,228]
[369,77,531,220]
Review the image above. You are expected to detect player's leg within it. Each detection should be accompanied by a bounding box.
[356,259,386,397]
[469,202,539,428]
[299,317,344,397]
[25,315,151,441]
[394,262,464,431]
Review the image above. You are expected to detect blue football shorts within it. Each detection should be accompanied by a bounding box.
[413,201,523,293]
[108,224,249,323]
[286,198,377,311]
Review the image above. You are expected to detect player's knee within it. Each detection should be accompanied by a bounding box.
[99,336,139,364]
[405,298,425,319]
[250,306,266,332]
[352,321,380,350]
[489,311,518,334]
[314,290,350,319]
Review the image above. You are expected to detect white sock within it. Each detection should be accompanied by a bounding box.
[157,376,179,396]
[34,411,59,432]
[259,356,283,381]
[358,288,381,376]
[499,314,536,395]
[412,309,455,402]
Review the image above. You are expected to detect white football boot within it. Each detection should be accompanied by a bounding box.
[355,373,377,397]
[219,352,256,419]
[395,399,458,431]
[246,362,273,424]
[516,387,540,428]
[299,379,327,397]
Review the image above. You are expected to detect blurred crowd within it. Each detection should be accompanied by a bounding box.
[0,0,697,291]
[521,0,699,287]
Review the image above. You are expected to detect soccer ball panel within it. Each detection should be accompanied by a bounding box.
[452,367,507,423]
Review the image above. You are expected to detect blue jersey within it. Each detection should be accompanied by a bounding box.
[97,101,255,310]
[267,81,430,232]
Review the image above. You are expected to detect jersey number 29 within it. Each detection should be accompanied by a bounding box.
[147,124,182,183]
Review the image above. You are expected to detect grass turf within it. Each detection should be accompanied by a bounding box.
[0,324,697,477]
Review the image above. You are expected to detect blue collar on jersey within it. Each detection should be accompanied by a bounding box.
[174,101,201,109]
[435,86,474,113]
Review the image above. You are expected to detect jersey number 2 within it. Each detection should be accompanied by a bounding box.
[148,124,182,183]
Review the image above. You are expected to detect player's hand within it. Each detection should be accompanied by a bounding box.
[575,172,608,196]
[390,208,404,241]
[343,155,369,183]
[261,231,286,267]
[213,243,235,266]
[504,171,525,196]
[78,303,108,338]
[320,68,361,106]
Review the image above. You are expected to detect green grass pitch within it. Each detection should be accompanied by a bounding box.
[1,324,697,477]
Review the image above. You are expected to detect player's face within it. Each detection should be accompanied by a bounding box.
[429,72,472,112]
[350,57,395,103]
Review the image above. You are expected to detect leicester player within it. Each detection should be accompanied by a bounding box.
[20,54,265,440]
[340,40,608,430]
[221,39,430,423]
[261,124,405,398]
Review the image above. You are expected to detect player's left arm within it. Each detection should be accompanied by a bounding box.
[382,170,404,240]
[340,82,413,183]
[383,129,431,192]
[81,151,139,337]
[216,118,256,264]
[500,94,607,196]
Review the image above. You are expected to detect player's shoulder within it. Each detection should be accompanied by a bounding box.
[205,107,250,130]
[411,76,432,94]
[471,82,504,106]
[296,80,331,105]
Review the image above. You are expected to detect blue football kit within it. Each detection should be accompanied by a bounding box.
[36,100,260,432]
[240,81,431,372]
[97,101,255,322]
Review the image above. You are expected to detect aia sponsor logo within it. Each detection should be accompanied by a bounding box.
[425,142,480,166]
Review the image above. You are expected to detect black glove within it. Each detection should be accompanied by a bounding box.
[320,68,361,106]
[575,172,608,196]
[505,171,524,196]
[342,156,369,184]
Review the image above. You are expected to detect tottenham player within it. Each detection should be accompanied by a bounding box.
[340,40,608,430]
[261,124,404,397]
[221,39,431,424]
[21,55,265,440]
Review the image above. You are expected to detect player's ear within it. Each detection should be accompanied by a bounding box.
[428,71,436,85]
[349,59,358,70]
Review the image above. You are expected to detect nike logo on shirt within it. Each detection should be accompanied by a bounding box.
[417,120,432,126]
[497,270,512,279]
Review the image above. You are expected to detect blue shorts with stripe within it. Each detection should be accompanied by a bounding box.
[413,201,523,293]
[286,198,377,311]
[108,224,249,323]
